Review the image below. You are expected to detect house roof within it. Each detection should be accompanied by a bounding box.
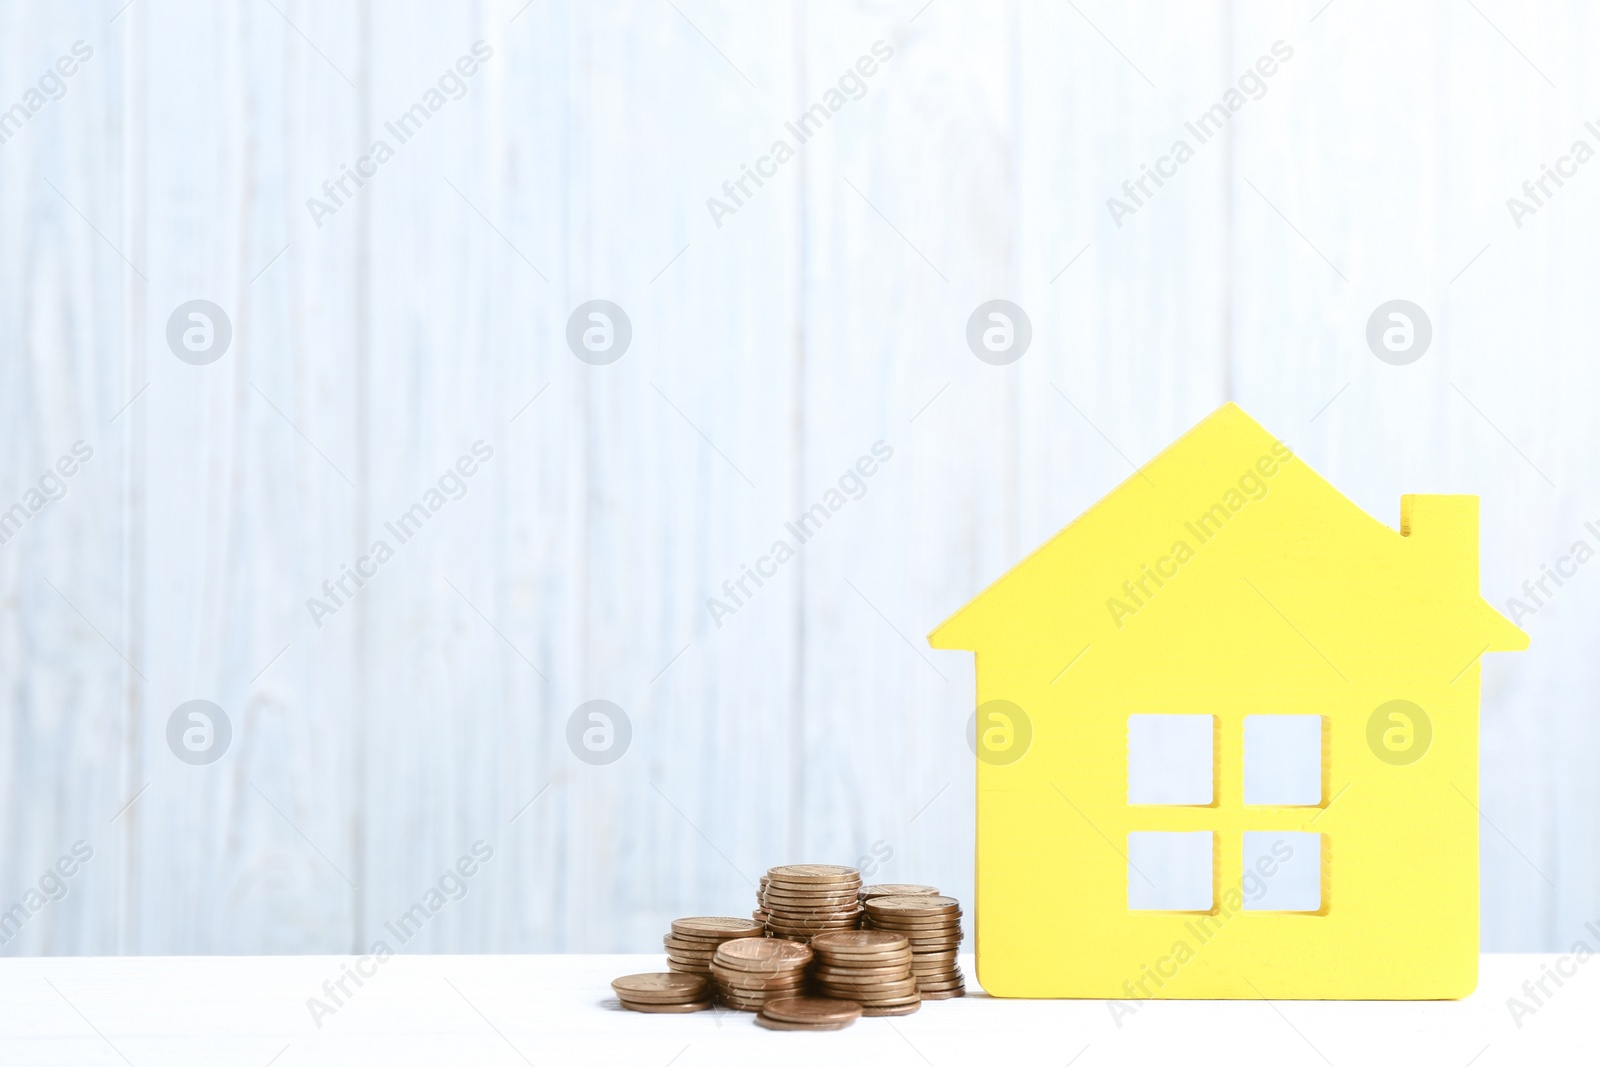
[927,402,1526,662]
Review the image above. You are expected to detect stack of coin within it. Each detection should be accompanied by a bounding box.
[761,864,862,941]
[755,996,863,1032]
[859,883,939,903]
[611,972,712,1013]
[663,917,765,975]
[863,894,965,999]
[808,930,920,1016]
[753,875,769,925]
[711,936,814,1011]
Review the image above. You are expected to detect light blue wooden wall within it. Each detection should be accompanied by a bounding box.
[0,0,1592,955]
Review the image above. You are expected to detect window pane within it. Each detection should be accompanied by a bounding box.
[1241,832,1322,911]
[1128,714,1214,805]
[1243,715,1323,806]
[1128,831,1214,910]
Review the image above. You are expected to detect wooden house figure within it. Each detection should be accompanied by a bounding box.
[929,403,1526,999]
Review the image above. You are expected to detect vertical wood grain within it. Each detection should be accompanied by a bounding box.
[0,0,1593,957]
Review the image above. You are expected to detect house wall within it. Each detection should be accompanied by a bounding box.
[0,0,1590,955]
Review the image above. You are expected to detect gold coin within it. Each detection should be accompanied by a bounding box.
[665,960,711,975]
[817,976,917,995]
[765,914,861,929]
[754,1015,855,1031]
[720,989,790,1003]
[865,894,959,914]
[864,928,960,941]
[859,883,939,899]
[864,914,962,928]
[715,977,808,994]
[765,907,860,918]
[665,927,758,947]
[920,987,965,1000]
[814,957,911,970]
[813,958,912,971]
[812,930,908,952]
[764,924,861,938]
[713,971,809,988]
[759,996,863,1025]
[815,971,912,985]
[763,905,861,917]
[611,973,710,999]
[619,998,713,1013]
[813,965,913,980]
[714,938,813,968]
[816,985,916,1002]
[766,864,861,884]
[763,884,862,898]
[717,984,808,999]
[665,956,715,969]
[889,923,961,934]
[671,916,764,939]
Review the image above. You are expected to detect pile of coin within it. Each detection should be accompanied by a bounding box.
[710,936,813,1011]
[753,875,769,925]
[862,894,965,999]
[808,930,920,1016]
[611,972,712,1013]
[663,916,764,975]
[761,864,862,941]
[859,883,939,902]
[755,996,863,1032]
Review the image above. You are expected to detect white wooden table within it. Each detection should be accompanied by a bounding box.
[0,953,1590,1065]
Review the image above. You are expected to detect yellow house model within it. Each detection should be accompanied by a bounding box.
[929,402,1526,1000]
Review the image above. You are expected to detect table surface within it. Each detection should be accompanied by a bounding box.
[0,953,1590,1065]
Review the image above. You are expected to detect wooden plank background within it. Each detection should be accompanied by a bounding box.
[0,0,1592,955]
